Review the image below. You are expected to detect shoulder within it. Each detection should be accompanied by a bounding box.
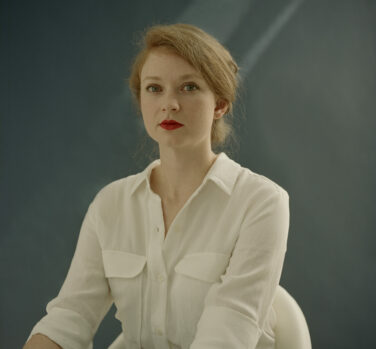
[234,167,290,247]
[235,164,289,202]
[228,163,290,231]
[89,172,142,211]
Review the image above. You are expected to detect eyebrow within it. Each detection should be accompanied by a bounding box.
[142,73,204,82]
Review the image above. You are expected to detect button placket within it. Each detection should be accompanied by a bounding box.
[150,221,168,342]
[146,188,170,347]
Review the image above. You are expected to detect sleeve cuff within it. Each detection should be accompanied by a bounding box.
[190,305,262,349]
[27,307,94,349]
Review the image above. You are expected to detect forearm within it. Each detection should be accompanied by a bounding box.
[23,333,62,349]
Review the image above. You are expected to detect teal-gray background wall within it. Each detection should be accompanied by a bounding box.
[1,0,375,348]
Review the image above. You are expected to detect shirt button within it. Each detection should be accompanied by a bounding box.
[155,328,164,336]
[158,274,165,282]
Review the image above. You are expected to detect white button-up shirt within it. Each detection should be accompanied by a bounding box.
[27,152,290,349]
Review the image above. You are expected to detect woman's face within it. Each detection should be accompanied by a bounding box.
[139,47,227,151]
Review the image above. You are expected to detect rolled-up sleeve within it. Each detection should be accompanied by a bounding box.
[27,197,113,349]
[190,187,290,349]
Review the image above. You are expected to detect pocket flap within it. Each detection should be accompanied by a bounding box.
[102,250,146,278]
[174,252,231,282]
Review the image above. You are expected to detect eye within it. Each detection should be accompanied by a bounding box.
[146,85,161,93]
[182,83,198,91]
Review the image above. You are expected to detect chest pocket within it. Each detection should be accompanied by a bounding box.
[175,252,231,283]
[102,250,146,343]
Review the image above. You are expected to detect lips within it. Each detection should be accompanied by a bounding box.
[161,119,183,126]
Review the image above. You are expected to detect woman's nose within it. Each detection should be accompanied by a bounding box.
[161,92,180,112]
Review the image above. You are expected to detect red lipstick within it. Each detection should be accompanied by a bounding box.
[160,119,184,130]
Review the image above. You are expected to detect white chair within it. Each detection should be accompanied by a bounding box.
[107,285,312,349]
[274,285,312,349]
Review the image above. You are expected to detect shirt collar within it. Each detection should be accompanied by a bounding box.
[130,152,242,197]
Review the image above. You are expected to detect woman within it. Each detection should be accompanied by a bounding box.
[24,23,289,349]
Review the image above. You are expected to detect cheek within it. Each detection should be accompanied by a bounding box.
[187,97,215,120]
[140,95,154,115]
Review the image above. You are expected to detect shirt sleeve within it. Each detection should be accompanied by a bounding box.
[189,186,290,349]
[26,196,113,349]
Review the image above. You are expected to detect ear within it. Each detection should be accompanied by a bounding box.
[214,99,229,119]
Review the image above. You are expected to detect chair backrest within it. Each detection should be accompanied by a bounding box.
[273,285,312,349]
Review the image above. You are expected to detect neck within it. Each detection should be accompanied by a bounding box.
[152,148,219,203]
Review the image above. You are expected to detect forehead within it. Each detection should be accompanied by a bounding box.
[140,47,200,79]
